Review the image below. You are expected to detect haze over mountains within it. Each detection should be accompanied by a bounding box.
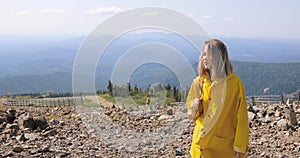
[0,32,300,96]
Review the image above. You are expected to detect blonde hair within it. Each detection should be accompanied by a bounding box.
[198,39,233,81]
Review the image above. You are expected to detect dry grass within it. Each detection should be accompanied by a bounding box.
[0,98,5,111]
[45,114,60,122]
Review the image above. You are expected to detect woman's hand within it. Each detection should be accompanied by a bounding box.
[188,98,203,120]
[188,98,202,120]
[235,152,245,158]
[192,98,200,111]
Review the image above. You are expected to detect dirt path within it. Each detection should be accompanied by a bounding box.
[84,95,114,107]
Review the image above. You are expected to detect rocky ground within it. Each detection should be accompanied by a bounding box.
[0,98,299,158]
[247,101,300,157]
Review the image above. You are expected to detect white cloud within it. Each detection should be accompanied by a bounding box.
[41,8,68,14]
[11,10,32,15]
[88,7,123,15]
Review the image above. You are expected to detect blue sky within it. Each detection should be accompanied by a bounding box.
[1,0,299,39]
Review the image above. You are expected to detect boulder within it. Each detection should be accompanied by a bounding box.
[19,113,36,130]
[35,116,48,130]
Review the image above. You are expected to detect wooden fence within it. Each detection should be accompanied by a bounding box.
[3,97,83,107]
[247,93,300,106]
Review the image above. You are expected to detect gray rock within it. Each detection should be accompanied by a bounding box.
[166,109,173,115]
[175,147,185,156]
[275,110,281,117]
[16,133,28,142]
[25,133,39,140]
[284,108,297,126]
[49,119,59,125]
[38,145,50,153]
[0,117,6,124]
[19,113,36,130]
[6,113,16,124]
[265,115,274,123]
[248,112,256,122]
[12,146,23,153]
[277,119,287,129]
[6,109,16,116]
[35,116,48,130]
[266,107,275,117]
[142,139,152,146]
[181,108,188,113]
[42,129,57,137]
[6,123,19,131]
[158,115,171,121]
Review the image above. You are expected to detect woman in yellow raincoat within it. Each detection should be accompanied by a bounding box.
[186,39,249,158]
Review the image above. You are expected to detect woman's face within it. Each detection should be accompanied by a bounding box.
[202,45,211,70]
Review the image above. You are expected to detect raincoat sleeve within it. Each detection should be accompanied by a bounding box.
[186,77,202,113]
[233,82,250,153]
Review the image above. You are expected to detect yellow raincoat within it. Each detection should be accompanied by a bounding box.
[186,73,249,158]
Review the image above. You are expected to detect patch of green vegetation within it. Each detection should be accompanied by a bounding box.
[99,83,179,107]
[100,93,116,103]
[83,99,103,107]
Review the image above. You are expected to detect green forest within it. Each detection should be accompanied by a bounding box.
[0,61,299,96]
[232,61,300,95]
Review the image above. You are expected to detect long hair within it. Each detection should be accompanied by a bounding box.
[198,52,210,87]
[198,39,233,81]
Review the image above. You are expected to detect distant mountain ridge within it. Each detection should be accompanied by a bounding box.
[0,33,299,96]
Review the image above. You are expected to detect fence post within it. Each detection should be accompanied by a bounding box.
[251,96,255,106]
[281,94,285,104]
[285,108,297,126]
[298,91,300,101]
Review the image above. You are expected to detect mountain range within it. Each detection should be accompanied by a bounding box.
[0,33,299,96]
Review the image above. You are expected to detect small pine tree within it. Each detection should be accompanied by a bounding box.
[134,84,139,94]
[127,82,131,92]
[107,80,113,96]
[173,86,177,101]
[96,90,100,95]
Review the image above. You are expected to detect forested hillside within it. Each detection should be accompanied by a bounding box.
[0,61,299,96]
[232,61,300,95]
